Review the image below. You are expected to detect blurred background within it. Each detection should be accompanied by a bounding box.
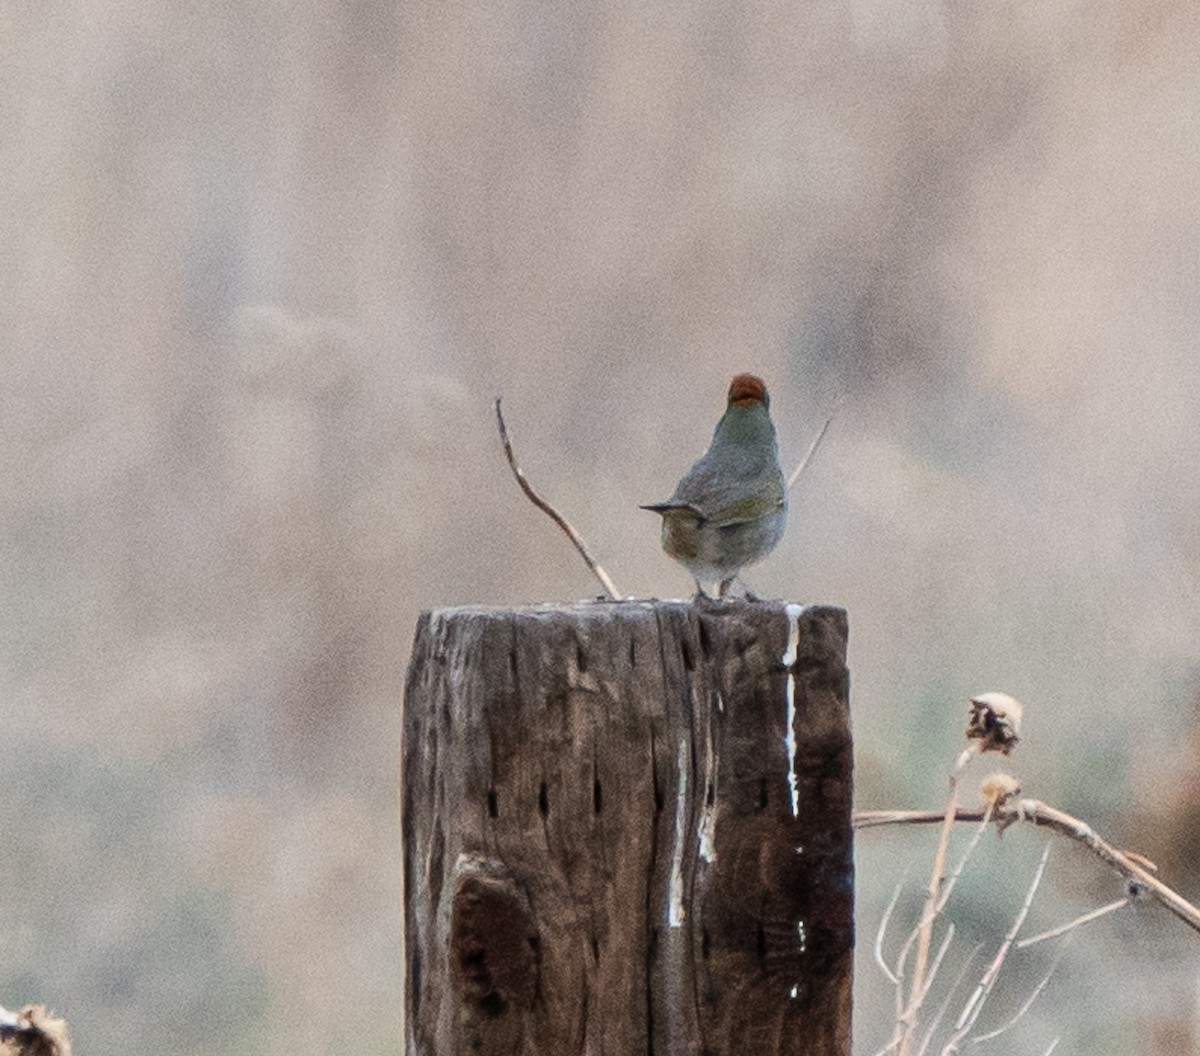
[4,1,1200,1052]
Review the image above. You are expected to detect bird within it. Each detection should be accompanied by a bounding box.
[641,373,787,597]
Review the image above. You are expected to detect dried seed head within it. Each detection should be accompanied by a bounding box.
[966,691,1024,754]
[980,771,1022,810]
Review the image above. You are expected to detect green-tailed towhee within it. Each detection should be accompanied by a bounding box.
[642,373,787,597]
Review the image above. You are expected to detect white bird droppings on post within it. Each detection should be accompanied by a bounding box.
[697,717,716,863]
[667,735,689,927]
[782,603,806,817]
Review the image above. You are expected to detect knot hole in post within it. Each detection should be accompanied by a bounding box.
[450,865,538,1017]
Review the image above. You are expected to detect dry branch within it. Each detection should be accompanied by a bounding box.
[875,884,904,985]
[913,946,982,1056]
[786,414,834,490]
[1015,897,1130,949]
[896,743,979,1056]
[855,800,1200,937]
[970,935,1071,1044]
[494,397,621,599]
[940,845,1049,1054]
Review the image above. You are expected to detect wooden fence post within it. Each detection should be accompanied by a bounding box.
[402,599,852,1055]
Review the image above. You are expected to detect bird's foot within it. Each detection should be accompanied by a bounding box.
[721,575,766,601]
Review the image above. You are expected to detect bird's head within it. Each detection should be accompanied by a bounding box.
[727,373,769,410]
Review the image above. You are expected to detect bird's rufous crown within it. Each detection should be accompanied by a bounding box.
[728,373,767,407]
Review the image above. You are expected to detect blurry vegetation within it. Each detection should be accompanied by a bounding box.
[3,0,1200,1052]
[0,750,267,1054]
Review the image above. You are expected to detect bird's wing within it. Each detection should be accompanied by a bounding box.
[668,460,784,527]
[704,490,785,528]
[639,502,703,515]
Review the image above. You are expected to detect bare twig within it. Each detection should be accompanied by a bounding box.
[898,743,979,1056]
[494,397,621,599]
[873,1028,903,1056]
[922,923,957,1006]
[786,414,834,490]
[880,922,957,1056]
[940,844,1050,1054]
[914,944,984,1056]
[1016,897,1131,949]
[935,805,994,917]
[854,799,1200,937]
[875,882,905,985]
[856,810,959,828]
[970,934,1071,1044]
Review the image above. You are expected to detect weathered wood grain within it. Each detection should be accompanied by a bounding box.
[402,599,852,1055]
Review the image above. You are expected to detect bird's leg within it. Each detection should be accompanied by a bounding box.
[734,575,763,602]
[718,576,735,598]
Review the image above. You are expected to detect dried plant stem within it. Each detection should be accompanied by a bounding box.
[897,744,978,1056]
[970,934,1072,1044]
[1015,897,1131,949]
[786,414,834,490]
[923,924,957,1008]
[940,844,1050,1054]
[875,883,905,985]
[494,397,621,600]
[855,799,1200,937]
[914,943,983,1056]
[935,807,994,916]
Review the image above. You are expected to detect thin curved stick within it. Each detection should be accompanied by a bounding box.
[495,397,621,599]
[970,934,1072,1044]
[787,414,834,490]
[1016,897,1131,949]
[899,744,979,1056]
[940,845,1050,1054]
[935,805,994,916]
[914,943,983,1056]
[921,923,957,1006]
[855,800,1200,937]
[875,882,904,984]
